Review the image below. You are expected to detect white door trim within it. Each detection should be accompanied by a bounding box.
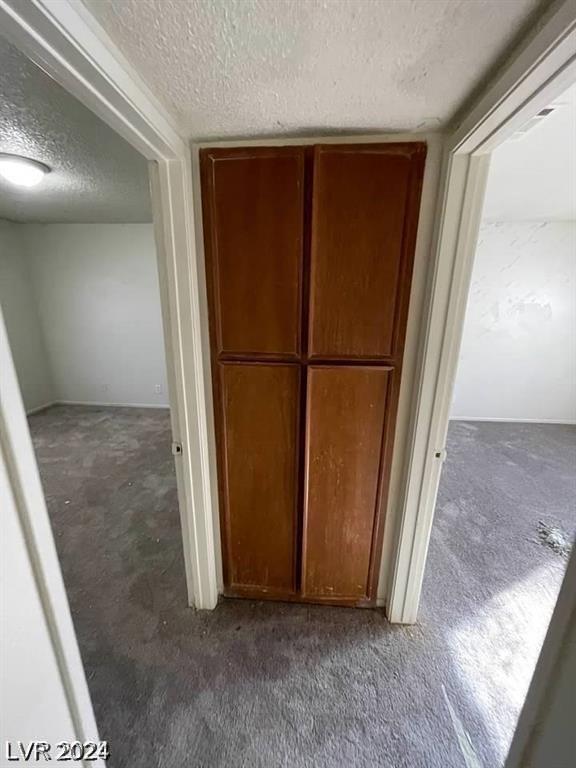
[0,0,219,609]
[0,303,103,758]
[387,0,576,624]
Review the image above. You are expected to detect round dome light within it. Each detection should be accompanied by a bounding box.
[0,153,51,188]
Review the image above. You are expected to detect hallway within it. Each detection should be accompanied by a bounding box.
[30,406,575,768]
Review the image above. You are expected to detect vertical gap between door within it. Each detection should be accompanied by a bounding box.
[295,147,314,595]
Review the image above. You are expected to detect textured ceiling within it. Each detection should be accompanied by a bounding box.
[0,36,151,223]
[82,0,547,139]
[483,81,576,221]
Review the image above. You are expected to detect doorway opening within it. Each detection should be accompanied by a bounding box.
[421,80,576,766]
[0,31,188,739]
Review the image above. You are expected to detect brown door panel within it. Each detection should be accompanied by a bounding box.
[219,363,300,595]
[200,143,426,606]
[302,365,390,599]
[201,147,305,359]
[308,143,426,360]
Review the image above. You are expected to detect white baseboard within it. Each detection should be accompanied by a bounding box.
[30,400,170,411]
[450,416,576,425]
[26,401,58,416]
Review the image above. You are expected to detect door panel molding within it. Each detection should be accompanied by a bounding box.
[308,143,426,361]
[201,147,305,359]
[219,363,300,595]
[302,365,390,599]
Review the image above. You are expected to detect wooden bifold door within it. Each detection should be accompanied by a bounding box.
[201,143,426,606]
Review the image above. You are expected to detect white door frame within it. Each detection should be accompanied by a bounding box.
[0,305,102,755]
[0,0,220,611]
[387,0,576,623]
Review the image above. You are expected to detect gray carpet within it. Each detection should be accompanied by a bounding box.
[29,407,576,768]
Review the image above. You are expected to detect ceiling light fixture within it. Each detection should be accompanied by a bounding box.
[0,153,51,188]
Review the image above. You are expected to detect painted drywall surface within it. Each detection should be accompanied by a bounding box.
[451,221,576,423]
[82,0,541,138]
[22,223,169,407]
[0,220,55,411]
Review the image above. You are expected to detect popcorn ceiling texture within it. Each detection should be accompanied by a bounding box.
[82,0,546,139]
[0,0,548,220]
[0,37,151,223]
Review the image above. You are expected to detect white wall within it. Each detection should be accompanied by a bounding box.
[0,222,168,411]
[0,439,77,750]
[21,223,169,408]
[451,221,576,423]
[0,220,55,411]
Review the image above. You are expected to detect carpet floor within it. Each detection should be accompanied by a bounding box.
[29,407,575,768]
